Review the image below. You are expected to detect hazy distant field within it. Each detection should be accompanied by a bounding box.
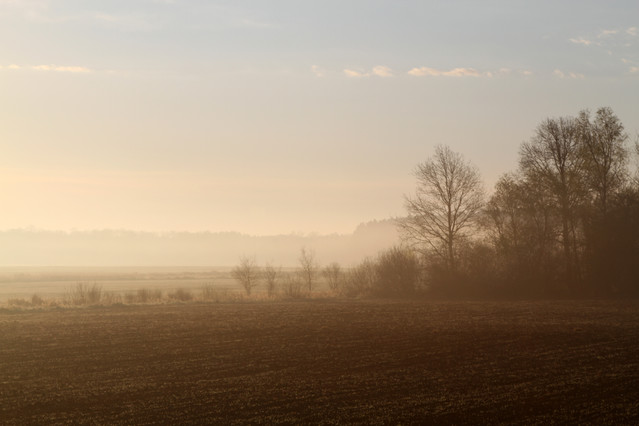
[0,267,241,302]
[1,300,638,424]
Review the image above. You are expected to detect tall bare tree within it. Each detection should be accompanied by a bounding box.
[484,172,559,293]
[231,255,260,296]
[520,116,586,286]
[399,145,484,273]
[577,107,629,218]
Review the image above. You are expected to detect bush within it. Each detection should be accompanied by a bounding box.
[31,294,44,306]
[66,282,103,306]
[343,258,377,297]
[7,298,31,307]
[263,264,281,298]
[168,288,193,302]
[231,256,260,296]
[373,247,422,297]
[323,262,343,293]
[282,274,303,298]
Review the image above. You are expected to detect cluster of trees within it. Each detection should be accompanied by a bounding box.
[400,107,639,298]
[231,246,423,298]
[231,248,322,298]
[232,107,637,299]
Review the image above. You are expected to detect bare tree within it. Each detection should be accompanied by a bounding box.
[298,247,319,293]
[231,255,260,296]
[520,116,586,285]
[483,172,560,293]
[577,107,629,218]
[263,263,281,298]
[322,262,343,293]
[399,145,484,273]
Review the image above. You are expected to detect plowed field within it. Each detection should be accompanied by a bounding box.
[1,300,638,424]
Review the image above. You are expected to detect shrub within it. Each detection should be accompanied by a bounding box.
[373,247,422,297]
[282,274,303,298]
[30,294,44,306]
[168,288,193,302]
[231,256,260,296]
[66,282,103,306]
[101,292,122,305]
[323,262,343,293]
[343,258,377,297]
[7,298,31,307]
[263,264,281,298]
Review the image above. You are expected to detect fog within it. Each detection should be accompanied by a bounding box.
[0,219,399,267]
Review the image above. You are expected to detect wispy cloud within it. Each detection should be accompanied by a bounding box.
[1,63,92,73]
[569,37,593,46]
[311,65,326,78]
[553,69,585,79]
[344,69,368,78]
[483,68,515,78]
[408,66,482,77]
[371,65,393,77]
[343,66,393,78]
[598,29,618,38]
[35,65,91,73]
[628,27,638,36]
[630,66,639,73]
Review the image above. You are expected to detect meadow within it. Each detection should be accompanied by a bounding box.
[1,299,638,424]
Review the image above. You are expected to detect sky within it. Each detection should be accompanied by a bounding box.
[1,0,638,236]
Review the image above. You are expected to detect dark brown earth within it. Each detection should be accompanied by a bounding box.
[1,300,638,424]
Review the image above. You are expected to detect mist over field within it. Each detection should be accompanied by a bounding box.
[0,220,399,267]
[3,0,639,424]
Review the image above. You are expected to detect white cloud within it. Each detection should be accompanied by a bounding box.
[408,66,481,77]
[553,69,565,78]
[311,65,326,78]
[343,66,393,78]
[627,27,638,36]
[371,65,393,77]
[553,69,584,79]
[569,37,593,46]
[598,29,618,38]
[520,70,533,76]
[344,69,368,78]
[28,64,92,73]
[630,67,639,73]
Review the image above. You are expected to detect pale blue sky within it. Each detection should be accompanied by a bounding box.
[2,1,638,235]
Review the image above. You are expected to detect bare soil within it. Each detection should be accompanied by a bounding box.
[1,300,638,424]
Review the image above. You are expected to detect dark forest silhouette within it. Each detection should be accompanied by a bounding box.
[391,107,639,298]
